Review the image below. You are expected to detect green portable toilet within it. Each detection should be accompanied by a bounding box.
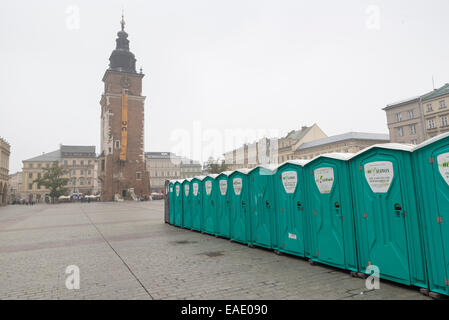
[229,169,251,244]
[412,133,449,296]
[168,180,175,225]
[190,176,205,231]
[182,179,193,229]
[173,180,184,227]
[350,144,427,288]
[202,174,218,235]
[304,153,357,272]
[273,160,309,257]
[215,171,233,238]
[248,165,277,249]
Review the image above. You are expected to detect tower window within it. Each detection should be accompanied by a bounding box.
[115,140,120,149]
[136,172,142,180]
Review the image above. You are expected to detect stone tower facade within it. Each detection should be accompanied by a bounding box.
[98,16,150,201]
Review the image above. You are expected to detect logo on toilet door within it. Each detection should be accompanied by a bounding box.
[314,167,334,194]
[184,184,189,196]
[193,183,199,196]
[233,178,242,195]
[205,181,212,195]
[176,185,180,197]
[282,171,297,194]
[364,161,394,193]
[219,180,227,195]
[437,152,449,186]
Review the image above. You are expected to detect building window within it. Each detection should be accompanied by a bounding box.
[80,160,84,165]
[427,104,433,112]
[73,160,76,165]
[29,164,33,168]
[397,127,404,137]
[428,119,436,129]
[72,170,76,175]
[28,173,33,178]
[442,116,448,127]
[88,170,91,175]
[38,173,41,179]
[411,139,418,145]
[136,172,142,180]
[46,164,50,168]
[80,179,84,186]
[115,140,120,149]
[410,124,416,135]
[64,160,68,165]
[37,163,41,168]
[101,159,105,171]
[439,100,446,109]
[396,113,402,122]
[87,179,91,185]
[407,110,414,119]
[80,170,84,175]
[88,160,92,165]
[28,183,32,190]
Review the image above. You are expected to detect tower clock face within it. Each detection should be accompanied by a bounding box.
[120,76,131,88]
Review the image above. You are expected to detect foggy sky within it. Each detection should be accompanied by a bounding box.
[2,0,449,173]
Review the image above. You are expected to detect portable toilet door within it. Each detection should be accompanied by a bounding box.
[174,180,183,227]
[202,175,218,235]
[216,172,232,238]
[229,169,251,244]
[248,166,276,249]
[273,160,308,257]
[412,133,449,296]
[182,179,192,229]
[350,144,427,288]
[167,180,174,224]
[191,177,204,231]
[304,153,357,272]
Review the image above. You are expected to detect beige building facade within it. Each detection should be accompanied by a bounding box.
[223,124,327,170]
[22,145,97,203]
[384,83,449,144]
[0,138,11,205]
[145,152,181,193]
[8,171,23,202]
[421,84,449,139]
[293,132,390,160]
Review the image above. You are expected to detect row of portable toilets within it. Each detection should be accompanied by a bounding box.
[164,133,449,297]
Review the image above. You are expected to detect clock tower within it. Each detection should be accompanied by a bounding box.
[98,15,150,200]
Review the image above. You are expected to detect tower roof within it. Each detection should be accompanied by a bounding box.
[108,14,137,73]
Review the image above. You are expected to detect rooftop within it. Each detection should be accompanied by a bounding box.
[296,132,390,151]
[23,149,61,162]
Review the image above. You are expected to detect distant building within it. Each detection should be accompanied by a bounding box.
[8,171,23,202]
[180,159,202,179]
[383,83,449,144]
[145,152,181,193]
[22,145,97,203]
[223,124,327,170]
[293,132,390,160]
[0,138,10,205]
[277,124,327,163]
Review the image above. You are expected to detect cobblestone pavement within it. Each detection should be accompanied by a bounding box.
[0,201,430,300]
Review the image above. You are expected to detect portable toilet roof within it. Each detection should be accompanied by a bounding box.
[248,164,277,174]
[308,152,354,163]
[277,159,310,169]
[413,132,449,151]
[351,143,414,159]
[220,170,234,176]
[206,173,219,179]
[232,168,251,175]
[193,175,206,181]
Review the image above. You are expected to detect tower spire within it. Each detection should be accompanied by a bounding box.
[120,10,125,31]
